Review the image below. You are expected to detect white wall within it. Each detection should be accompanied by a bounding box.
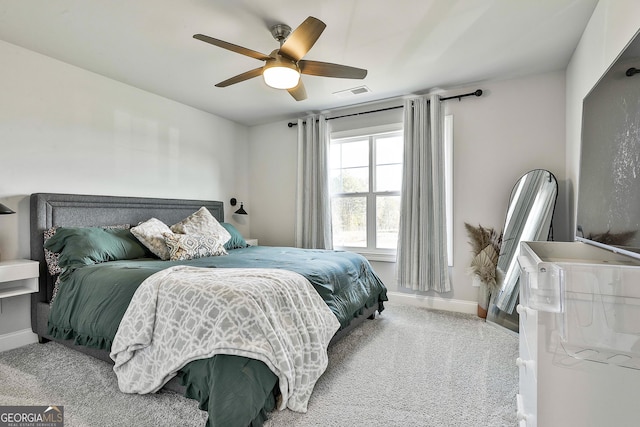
[248,71,567,307]
[445,71,567,304]
[247,121,298,246]
[0,40,249,347]
[566,0,640,236]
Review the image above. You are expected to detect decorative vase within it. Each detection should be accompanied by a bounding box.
[474,276,490,319]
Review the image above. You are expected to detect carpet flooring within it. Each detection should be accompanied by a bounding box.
[0,302,518,426]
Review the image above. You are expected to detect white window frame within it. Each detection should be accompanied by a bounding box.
[330,124,403,262]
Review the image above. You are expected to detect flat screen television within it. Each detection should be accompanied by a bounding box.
[576,30,640,259]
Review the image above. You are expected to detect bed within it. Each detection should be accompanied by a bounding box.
[29,192,388,426]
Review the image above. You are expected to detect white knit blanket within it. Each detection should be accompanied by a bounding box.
[110,266,340,412]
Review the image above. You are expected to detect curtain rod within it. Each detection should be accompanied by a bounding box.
[287,89,482,127]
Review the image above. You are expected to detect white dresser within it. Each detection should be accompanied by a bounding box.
[517,242,640,426]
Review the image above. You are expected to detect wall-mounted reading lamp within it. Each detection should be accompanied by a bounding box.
[229,198,248,215]
[626,67,640,77]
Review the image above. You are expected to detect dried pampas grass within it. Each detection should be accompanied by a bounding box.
[464,223,503,291]
[464,223,502,256]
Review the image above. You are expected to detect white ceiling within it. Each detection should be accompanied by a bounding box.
[0,0,598,126]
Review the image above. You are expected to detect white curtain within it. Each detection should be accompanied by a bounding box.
[397,95,450,292]
[295,114,333,249]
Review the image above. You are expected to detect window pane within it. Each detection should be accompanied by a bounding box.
[376,164,403,192]
[376,196,400,249]
[376,135,403,165]
[330,139,369,193]
[341,139,369,168]
[331,167,369,193]
[329,169,341,194]
[329,144,341,168]
[342,167,369,192]
[332,197,367,247]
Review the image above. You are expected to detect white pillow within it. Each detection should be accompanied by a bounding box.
[170,207,231,244]
[163,232,227,261]
[131,218,173,260]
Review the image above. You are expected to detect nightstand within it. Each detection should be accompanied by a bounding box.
[0,259,39,299]
[246,239,258,246]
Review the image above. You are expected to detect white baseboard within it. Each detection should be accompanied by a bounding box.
[0,328,38,353]
[386,291,478,315]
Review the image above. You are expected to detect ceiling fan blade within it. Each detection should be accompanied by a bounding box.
[193,34,271,61]
[288,80,307,101]
[279,16,326,61]
[299,60,367,79]
[215,67,263,87]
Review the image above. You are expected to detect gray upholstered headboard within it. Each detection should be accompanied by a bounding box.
[30,193,224,308]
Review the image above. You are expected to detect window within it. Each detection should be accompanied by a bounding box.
[328,115,453,264]
[329,126,403,261]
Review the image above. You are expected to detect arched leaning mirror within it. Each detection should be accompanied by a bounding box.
[486,169,558,332]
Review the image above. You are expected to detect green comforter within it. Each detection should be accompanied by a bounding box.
[48,246,387,427]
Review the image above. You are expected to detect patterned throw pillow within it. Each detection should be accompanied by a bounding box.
[170,207,231,245]
[50,276,62,306]
[163,233,227,261]
[44,226,63,276]
[130,218,173,260]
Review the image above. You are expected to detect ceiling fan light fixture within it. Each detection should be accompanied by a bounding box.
[263,59,300,90]
[195,16,366,100]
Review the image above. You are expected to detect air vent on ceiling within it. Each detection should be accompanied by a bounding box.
[332,85,371,98]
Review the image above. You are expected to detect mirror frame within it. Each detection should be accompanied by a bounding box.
[486,169,558,332]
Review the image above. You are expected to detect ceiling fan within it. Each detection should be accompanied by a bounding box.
[193,16,367,101]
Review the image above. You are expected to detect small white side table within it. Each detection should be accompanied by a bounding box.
[0,259,39,299]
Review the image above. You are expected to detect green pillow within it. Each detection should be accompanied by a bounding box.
[220,223,249,250]
[44,227,150,270]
